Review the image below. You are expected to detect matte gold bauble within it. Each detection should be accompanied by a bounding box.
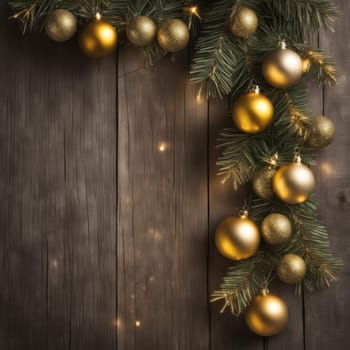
[273,157,315,204]
[253,167,276,199]
[157,19,190,53]
[79,17,118,58]
[126,16,157,47]
[306,116,335,149]
[215,213,260,261]
[261,213,292,246]
[302,57,311,73]
[232,88,274,134]
[245,290,288,336]
[230,7,258,38]
[45,9,77,42]
[262,46,303,88]
[277,254,306,284]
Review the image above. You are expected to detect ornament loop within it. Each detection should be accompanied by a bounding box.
[250,84,260,94]
[240,208,249,218]
[261,287,269,295]
[294,147,301,163]
[280,39,287,50]
[270,152,279,168]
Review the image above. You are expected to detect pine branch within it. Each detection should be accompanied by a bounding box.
[211,252,274,316]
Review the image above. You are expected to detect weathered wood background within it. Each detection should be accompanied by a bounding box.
[0,1,349,349]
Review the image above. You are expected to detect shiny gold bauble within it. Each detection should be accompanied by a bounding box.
[232,90,274,134]
[277,254,307,284]
[262,47,303,88]
[253,167,276,199]
[230,7,258,38]
[45,9,77,42]
[261,213,292,246]
[306,116,335,149]
[126,16,157,47]
[157,19,190,53]
[273,159,315,204]
[245,290,288,336]
[302,57,311,73]
[215,214,260,261]
[79,18,118,58]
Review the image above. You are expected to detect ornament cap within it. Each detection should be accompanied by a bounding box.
[240,210,249,218]
[250,85,260,94]
[281,40,287,50]
[261,288,270,296]
[294,154,302,163]
[96,12,102,20]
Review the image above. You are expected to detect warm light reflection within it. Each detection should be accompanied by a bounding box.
[186,6,201,19]
[320,162,335,176]
[113,317,122,329]
[158,143,166,152]
[135,320,141,327]
[149,275,155,283]
[147,227,162,241]
[50,259,58,269]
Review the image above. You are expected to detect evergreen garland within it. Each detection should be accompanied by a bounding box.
[8,0,341,324]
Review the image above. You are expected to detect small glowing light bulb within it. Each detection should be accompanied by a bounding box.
[135,320,141,327]
[158,142,167,152]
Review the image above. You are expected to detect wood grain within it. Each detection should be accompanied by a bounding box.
[117,47,209,349]
[304,1,350,348]
[0,4,117,349]
[0,1,350,348]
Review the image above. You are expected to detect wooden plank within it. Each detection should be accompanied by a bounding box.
[117,47,209,349]
[208,98,263,350]
[304,1,350,348]
[0,5,117,349]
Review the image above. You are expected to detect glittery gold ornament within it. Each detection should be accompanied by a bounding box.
[126,16,157,47]
[45,9,77,42]
[215,212,260,261]
[273,156,315,204]
[245,289,288,336]
[230,7,258,38]
[261,213,292,246]
[306,116,335,149]
[79,15,118,58]
[277,254,306,284]
[302,57,311,73]
[262,42,303,88]
[157,19,190,52]
[232,87,274,134]
[253,167,276,199]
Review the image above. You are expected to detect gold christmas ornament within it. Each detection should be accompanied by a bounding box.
[79,15,118,58]
[230,7,258,38]
[273,156,315,204]
[306,116,335,149]
[232,86,274,134]
[277,254,307,284]
[157,19,190,53]
[215,212,260,261]
[302,57,311,73]
[253,167,276,199]
[261,213,292,246]
[126,16,157,47]
[262,42,303,88]
[245,290,288,336]
[45,9,77,42]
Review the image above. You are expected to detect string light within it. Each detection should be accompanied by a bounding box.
[135,320,141,327]
[158,142,167,153]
